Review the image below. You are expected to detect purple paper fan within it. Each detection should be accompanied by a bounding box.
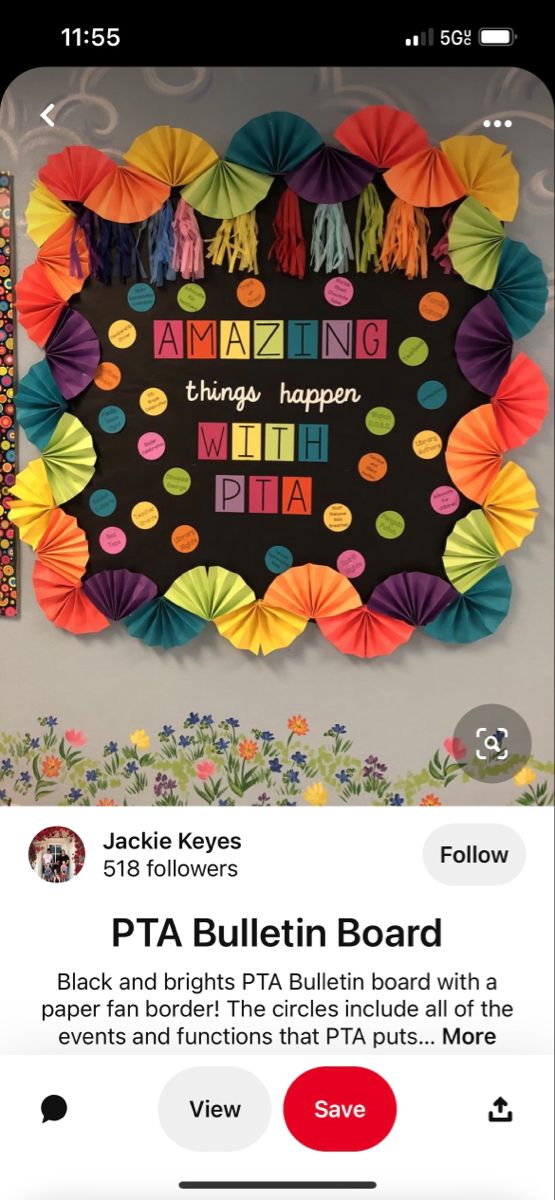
[83,569,157,620]
[46,308,101,400]
[285,145,375,204]
[369,572,458,627]
[455,296,513,395]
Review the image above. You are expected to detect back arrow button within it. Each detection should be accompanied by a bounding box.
[40,104,55,128]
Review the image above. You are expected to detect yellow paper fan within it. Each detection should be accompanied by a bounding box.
[482,462,539,553]
[165,565,255,620]
[10,459,56,548]
[443,510,501,594]
[214,600,307,655]
[25,180,72,247]
[41,413,96,504]
[440,135,519,221]
[124,125,218,187]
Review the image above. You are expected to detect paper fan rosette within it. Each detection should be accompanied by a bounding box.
[448,197,505,289]
[368,572,457,626]
[25,181,72,247]
[424,566,512,643]
[334,105,429,169]
[226,111,323,175]
[285,146,375,203]
[445,404,506,504]
[33,561,108,634]
[482,462,538,553]
[491,239,548,338]
[10,459,55,549]
[40,413,96,504]
[45,309,100,400]
[83,570,157,620]
[124,125,218,187]
[214,600,307,655]
[15,361,68,450]
[124,596,207,649]
[39,146,114,202]
[264,564,360,619]
[440,135,519,220]
[181,160,272,219]
[490,354,549,449]
[36,509,89,583]
[443,510,501,593]
[10,111,548,657]
[317,604,414,658]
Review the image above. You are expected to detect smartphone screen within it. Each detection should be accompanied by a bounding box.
[0,28,553,1199]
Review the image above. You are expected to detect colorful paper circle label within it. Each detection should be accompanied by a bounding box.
[237,278,266,308]
[131,501,159,530]
[337,549,365,578]
[99,526,127,554]
[365,407,395,435]
[324,503,352,532]
[108,319,137,349]
[376,510,405,539]
[418,291,449,321]
[417,380,447,410]
[177,283,206,312]
[128,283,156,312]
[138,432,166,461]
[98,405,126,434]
[430,485,460,514]
[358,452,388,481]
[324,276,354,306]
[93,362,121,391]
[398,336,429,366]
[140,387,168,416]
[413,430,443,459]
[163,467,191,495]
[265,545,293,574]
[89,489,117,517]
[171,524,199,553]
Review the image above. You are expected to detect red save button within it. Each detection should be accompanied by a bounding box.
[283,1067,396,1151]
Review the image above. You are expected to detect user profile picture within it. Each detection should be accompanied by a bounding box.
[28,826,85,884]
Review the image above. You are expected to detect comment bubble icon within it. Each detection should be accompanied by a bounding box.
[41,1095,67,1123]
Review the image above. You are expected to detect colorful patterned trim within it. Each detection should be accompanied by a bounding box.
[0,172,16,617]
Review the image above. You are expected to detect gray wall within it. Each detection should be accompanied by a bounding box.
[0,66,553,801]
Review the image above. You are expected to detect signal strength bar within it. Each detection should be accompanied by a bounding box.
[405,29,434,45]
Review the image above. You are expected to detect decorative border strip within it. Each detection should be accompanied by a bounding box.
[11,109,549,656]
[0,172,16,617]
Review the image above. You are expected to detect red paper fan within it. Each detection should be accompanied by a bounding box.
[264,563,360,619]
[491,353,549,450]
[445,404,505,504]
[39,145,115,203]
[84,164,170,222]
[384,147,466,207]
[15,263,67,347]
[33,561,108,634]
[317,605,414,658]
[334,105,429,169]
[37,218,90,300]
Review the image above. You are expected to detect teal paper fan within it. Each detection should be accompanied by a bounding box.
[15,360,68,450]
[492,239,548,338]
[423,566,512,643]
[124,596,207,649]
[226,111,323,175]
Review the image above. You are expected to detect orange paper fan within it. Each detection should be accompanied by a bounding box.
[491,353,549,449]
[334,105,429,169]
[36,509,89,583]
[264,563,360,619]
[384,146,466,207]
[214,600,307,655]
[15,263,67,347]
[38,145,115,203]
[33,562,109,634]
[37,218,90,300]
[317,605,414,659]
[445,404,505,504]
[84,163,170,222]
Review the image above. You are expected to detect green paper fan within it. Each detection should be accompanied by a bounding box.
[181,160,273,218]
[448,196,505,290]
[443,510,501,594]
[41,413,96,504]
[165,565,255,620]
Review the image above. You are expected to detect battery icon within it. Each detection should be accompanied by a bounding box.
[479,27,515,45]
